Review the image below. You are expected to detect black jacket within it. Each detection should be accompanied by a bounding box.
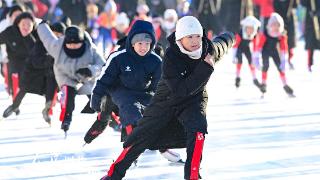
[301,0,320,49]
[0,25,36,73]
[20,33,57,95]
[123,32,214,150]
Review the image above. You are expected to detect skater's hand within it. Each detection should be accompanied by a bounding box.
[230,48,238,64]
[204,54,214,67]
[280,52,288,71]
[252,51,262,70]
[76,68,92,78]
[90,94,102,112]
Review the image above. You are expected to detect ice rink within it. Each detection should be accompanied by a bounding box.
[1,41,320,180]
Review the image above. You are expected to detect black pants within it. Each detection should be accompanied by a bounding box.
[236,46,252,65]
[60,85,92,124]
[11,75,57,110]
[103,101,207,180]
[262,48,282,72]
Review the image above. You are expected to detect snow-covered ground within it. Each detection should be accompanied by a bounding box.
[1,41,320,180]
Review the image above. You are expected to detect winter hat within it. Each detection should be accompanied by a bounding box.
[131,33,152,45]
[267,13,284,34]
[240,15,261,29]
[136,4,149,14]
[9,4,24,17]
[50,22,66,34]
[64,26,84,44]
[164,9,178,22]
[175,16,203,40]
[116,12,130,27]
[240,15,261,40]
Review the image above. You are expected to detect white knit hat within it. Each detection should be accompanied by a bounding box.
[267,13,284,34]
[164,9,178,21]
[240,15,261,29]
[175,16,203,40]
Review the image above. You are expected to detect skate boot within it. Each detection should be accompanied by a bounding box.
[80,101,95,114]
[260,83,266,93]
[42,101,52,125]
[3,105,19,118]
[61,115,72,138]
[283,85,295,97]
[235,77,240,88]
[253,79,261,89]
[289,62,294,70]
[159,149,184,163]
[84,118,109,144]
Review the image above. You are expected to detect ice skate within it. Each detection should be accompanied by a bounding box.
[253,79,261,89]
[61,122,70,139]
[3,105,19,118]
[283,85,295,97]
[42,101,52,125]
[235,77,240,88]
[84,119,109,144]
[160,149,184,164]
[259,84,266,98]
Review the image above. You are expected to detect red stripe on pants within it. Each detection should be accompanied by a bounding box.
[126,125,133,135]
[11,73,20,101]
[190,132,205,180]
[59,86,68,121]
[107,146,132,177]
[49,89,58,115]
[111,112,121,124]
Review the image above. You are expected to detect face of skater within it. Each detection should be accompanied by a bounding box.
[18,18,33,37]
[268,22,281,36]
[65,42,83,49]
[245,26,254,37]
[179,34,202,52]
[53,31,64,38]
[10,10,22,23]
[132,41,151,56]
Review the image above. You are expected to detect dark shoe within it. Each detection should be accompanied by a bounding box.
[260,84,266,93]
[84,119,109,144]
[3,105,19,118]
[284,85,295,97]
[42,101,52,125]
[289,62,294,70]
[253,79,261,88]
[80,102,95,114]
[235,77,240,88]
[100,175,111,180]
[61,122,70,132]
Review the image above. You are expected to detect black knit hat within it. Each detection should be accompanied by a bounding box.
[50,22,66,34]
[9,4,24,17]
[64,26,84,44]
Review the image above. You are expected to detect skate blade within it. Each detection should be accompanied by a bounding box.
[64,132,68,139]
[82,143,87,147]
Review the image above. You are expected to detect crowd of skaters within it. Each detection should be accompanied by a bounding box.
[0,0,319,179]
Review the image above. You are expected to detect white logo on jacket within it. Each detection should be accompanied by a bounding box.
[125,66,132,72]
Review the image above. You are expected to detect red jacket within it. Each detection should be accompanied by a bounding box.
[254,0,274,18]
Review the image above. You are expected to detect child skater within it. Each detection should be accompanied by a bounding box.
[96,16,235,180]
[253,12,295,97]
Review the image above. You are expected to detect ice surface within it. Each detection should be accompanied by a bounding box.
[1,41,320,180]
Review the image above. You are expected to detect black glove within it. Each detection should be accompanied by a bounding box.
[76,68,92,77]
[90,93,102,112]
[211,32,235,62]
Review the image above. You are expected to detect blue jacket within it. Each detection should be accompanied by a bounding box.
[92,20,162,106]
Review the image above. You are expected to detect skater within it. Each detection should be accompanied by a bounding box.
[301,0,320,71]
[273,0,298,69]
[97,16,235,180]
[231,15,261,89]
[37,21,105,134]
[0,12,36,117]
[253,13,295,97]
[2,22,65,125]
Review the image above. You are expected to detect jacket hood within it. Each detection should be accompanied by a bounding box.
[126,20,156,57]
